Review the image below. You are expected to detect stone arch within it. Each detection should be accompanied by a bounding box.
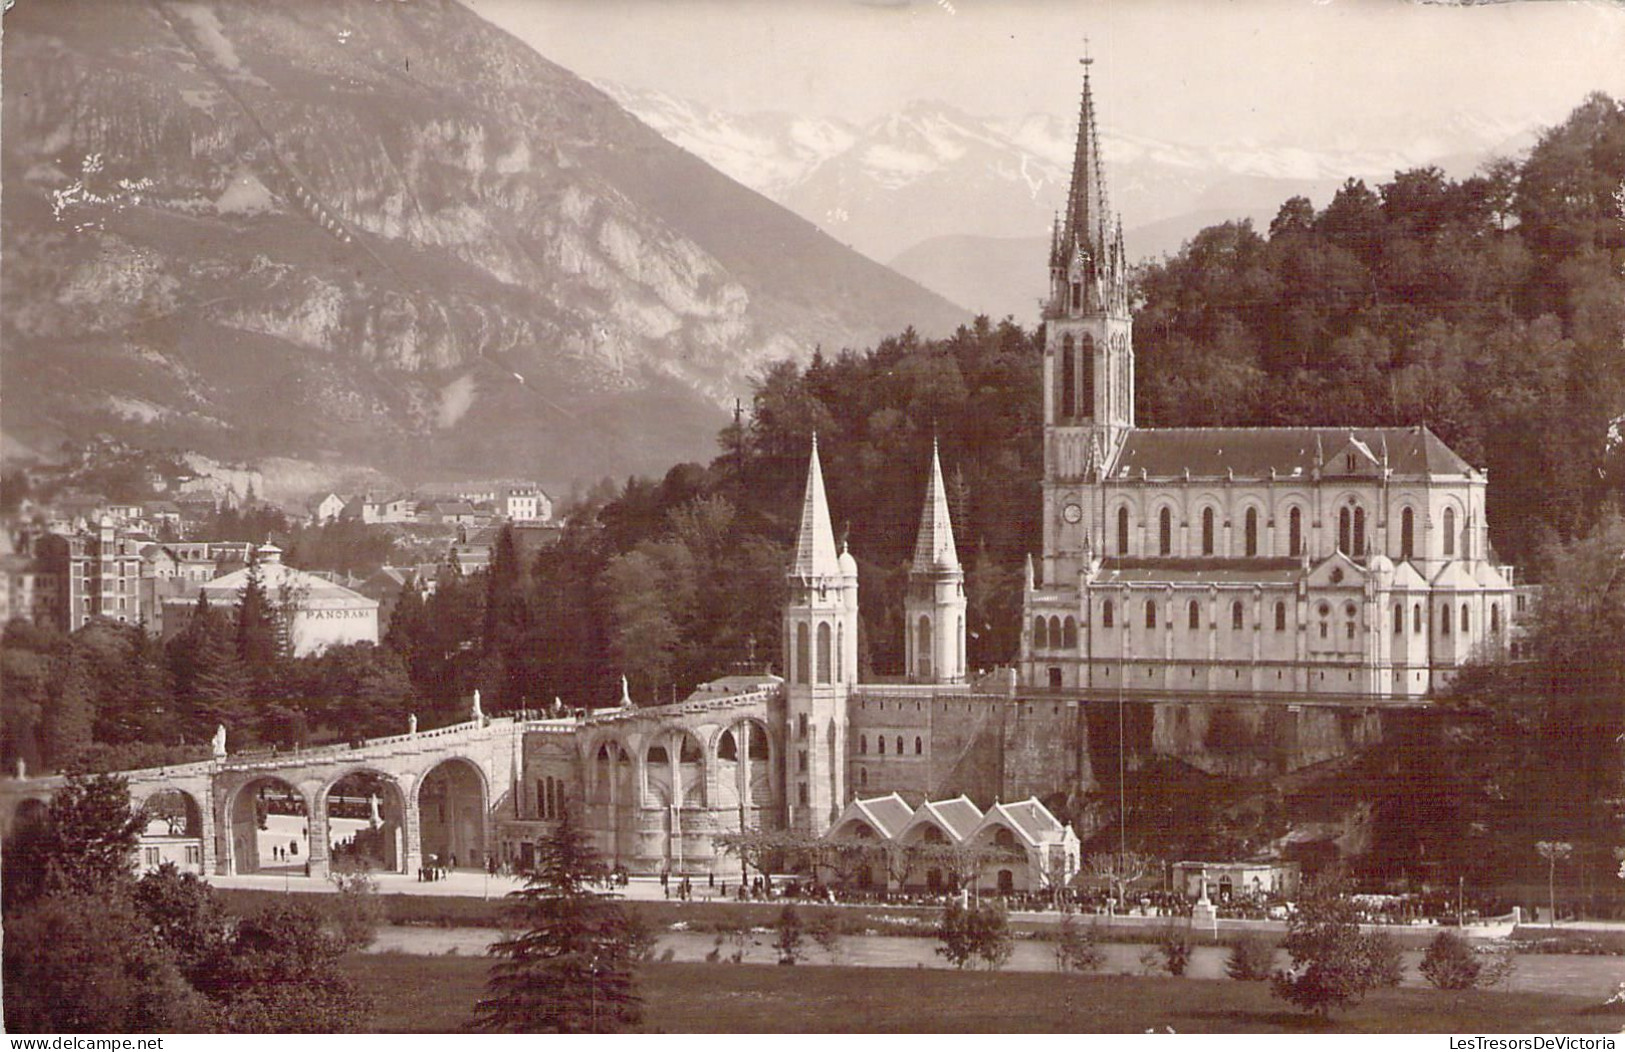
[1240,502,1262,558]
[320,768,408,874]
[1199,504,1217,556]
[1156,504,1174,556]
[1400,506,1416,560]
[1033,616,1049,649]
[1442,504,1460,558]
[226,775,310,875]
[1115,502,1132,556]
[1287,503,1304,557]
[1061,616,1077,649]
[139,787,204,839]
[414,757,489,870]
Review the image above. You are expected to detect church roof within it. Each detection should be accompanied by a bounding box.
[790,435,842,579]
[1109,427,1472,480]
[844,794,915,840]
[911,440,960,574]
[980,798,1068,846]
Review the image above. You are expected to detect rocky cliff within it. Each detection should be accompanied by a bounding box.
[0,0,967,482]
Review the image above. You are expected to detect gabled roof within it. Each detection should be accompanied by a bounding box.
[831,793,914,840]
[975,798,1069,847]
[1473,561,1512,590]
[1306,551,1367,588]
[1110,426,1472,480]
[1431,560,1479,589]
[900,795,983,842]
[1389,560,1429,589]
[911,440,960,574]
[790,435,841,579]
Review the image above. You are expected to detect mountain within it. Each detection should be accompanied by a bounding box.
[0,0,967,486]
[607,86,1545,318]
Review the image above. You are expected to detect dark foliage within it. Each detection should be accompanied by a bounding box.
[475,807,642,1032]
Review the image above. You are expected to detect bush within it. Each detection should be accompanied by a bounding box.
[1420,931,1482,990]
[774,905,804,965]
[1158,927,1193,977]
[1361,931,1405,989]
[936,900,1012,971]
[329,865,384,951]
[1225,935,1277,981]
[1054,912,1104,972]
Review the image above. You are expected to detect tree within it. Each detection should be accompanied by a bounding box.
[476,806,641,1033]
[1536,840,1573,927]
[1053,910,1104,972]
[3,890,219,1033]
[201,900,373,1033]
[1419,930,1482,990]
[1271,876,1398,1018]
[3,772,144,907]
[935,899,1011,970]
[1225,934,1277,981]
[132,863,231,986]
[773,904,805,965]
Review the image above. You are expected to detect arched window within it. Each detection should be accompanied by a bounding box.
[1353,506,1366,556]
[795,623,810,685]
[859,734,868,755]
[1443,506,1456,557]
[1034,617,1048,649]
[1117,505,1130,555]
[1275,601,1287,632]
[1060,335,1076,418]
[817,622,833,683]
[1461,603,1470,633]
[1414,603,1423,633]
[1188,600,1201,630]
[1338,507,1352,554]
[1201,507,1215,556]
[1159,507,1172,556]
[915,737,923,756]
[1440,604,1452,635]
[1401,507,1415,561]
[1393,604,1403,634]
[878,737,886,755]
[1491,603,1501,633]
[915,616,932,679]
[1145,599,1158,629]
[1345,602,1357,640]
[1231,601,1244,631]
[1062,617,1078,648]
[860,768,868,788]
[1103,600,1115,628]
[1049,616,1062,648]
[896,736,904,756]
[1289,506,1303,557]
[1245,507,1258,557]
[1079,334,1096,414]
[1318,602,1330,640]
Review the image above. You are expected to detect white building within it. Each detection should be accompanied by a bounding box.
[190,545,378,655]
[1020,63,1517,700]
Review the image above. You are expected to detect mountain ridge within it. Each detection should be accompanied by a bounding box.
[1,0,967,485]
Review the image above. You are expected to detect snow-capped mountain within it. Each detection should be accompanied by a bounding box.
[605,82,1546,320]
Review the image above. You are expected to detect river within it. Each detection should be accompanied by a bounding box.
[368,926,1625,998]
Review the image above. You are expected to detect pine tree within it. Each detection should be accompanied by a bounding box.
[475,807,641,1033]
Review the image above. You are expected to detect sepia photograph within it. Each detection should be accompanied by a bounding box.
[2,0,1624,1037]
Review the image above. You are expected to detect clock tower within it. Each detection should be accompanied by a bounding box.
[1040,54,1132,589]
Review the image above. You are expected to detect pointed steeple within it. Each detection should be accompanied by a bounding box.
[791,434,842,579]
[911,439,960,573]
[1057,56,1110,269]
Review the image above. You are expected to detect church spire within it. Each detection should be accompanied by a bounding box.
[911,439,960,573]
[1048,52,1127,318]
[791,433,842,579]
[1057,53,1110,270]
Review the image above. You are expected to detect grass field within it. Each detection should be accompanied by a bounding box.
[343,954,1623,1033]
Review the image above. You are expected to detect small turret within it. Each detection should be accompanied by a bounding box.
[905,441,966,684]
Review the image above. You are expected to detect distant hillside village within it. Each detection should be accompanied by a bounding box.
[0,451,558,654]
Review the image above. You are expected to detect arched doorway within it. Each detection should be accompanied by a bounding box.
[229,777,308,874]
[418,759,487,870]
[140,788,206,873]
[325,770,407,874]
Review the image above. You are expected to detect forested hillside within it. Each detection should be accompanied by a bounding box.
[1135,92,1625,570]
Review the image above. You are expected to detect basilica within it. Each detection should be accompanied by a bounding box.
[0,62,1529,893]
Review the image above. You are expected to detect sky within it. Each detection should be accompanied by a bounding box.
[464,0,1625,150]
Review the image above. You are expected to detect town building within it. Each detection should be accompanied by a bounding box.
[306,492,345,525]
[165,544,379,655]
[35,518,147,630]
